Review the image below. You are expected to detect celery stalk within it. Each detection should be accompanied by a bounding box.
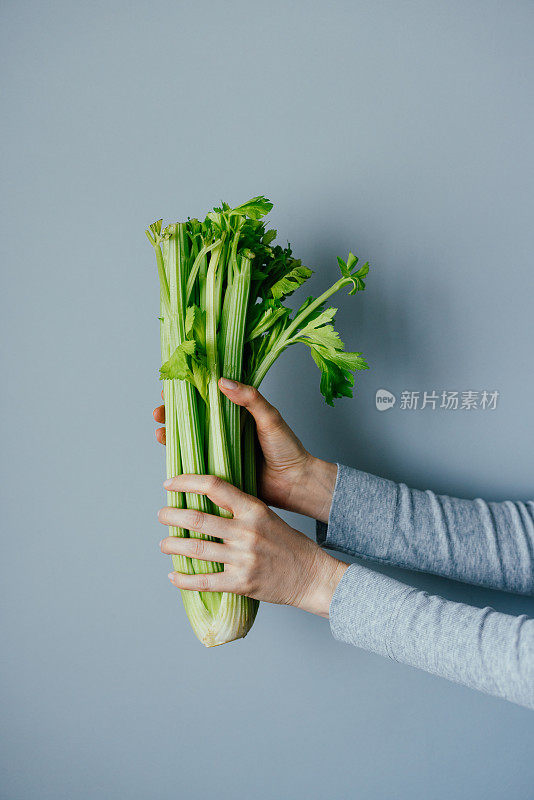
[147,197,369,646]
[221,252,252,488]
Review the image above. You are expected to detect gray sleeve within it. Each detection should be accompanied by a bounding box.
[317,464,534,595]
[330,563,534,709]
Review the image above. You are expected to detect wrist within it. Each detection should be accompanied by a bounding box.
[296,552,348,618]
[288,456,337,522]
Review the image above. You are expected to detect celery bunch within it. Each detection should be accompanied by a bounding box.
[146,197,369,646]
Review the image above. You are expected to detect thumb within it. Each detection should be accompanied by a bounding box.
[218,378,308,474]
[218,379,284,436]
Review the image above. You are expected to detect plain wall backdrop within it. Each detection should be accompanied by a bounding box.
[1,1,533,798]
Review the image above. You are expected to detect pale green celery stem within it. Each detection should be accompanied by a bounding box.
[147,238,171,317]
[159,292,192,575]
[185,238,223,303]
[250,277,351,388]
[228,220,244,284]
[152,222,258,646]
[242,413,257,496]
[165,226,222,615]
[219,228,245,355]
[166,228,209,514]
[189,227,200,261]
[221,254,252,488]
[205,240,232,491]
[163,381,194,576]
[163,318,223,615]
[242,417,260,619]
[199,250,208,310]
[214,236,228,321]
[218,288,233,367]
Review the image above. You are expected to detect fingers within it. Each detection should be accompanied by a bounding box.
[167,570,237,593]
[218,379,284,435]
[154,403,165,445]
[153,405,165,423]
[160,535,231,563]
[158,506,238,540]
[164,473,258,517]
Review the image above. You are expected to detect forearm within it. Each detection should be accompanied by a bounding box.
[330,563,534,709]
[317,464,534,595]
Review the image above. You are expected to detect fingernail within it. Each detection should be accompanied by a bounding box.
[163,479,173,488]
[168,572,175,582]
[219,378,238,390]
[159,539,164,549]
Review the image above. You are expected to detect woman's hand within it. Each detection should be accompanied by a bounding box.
[153,380,337,522]
[158,474,348,617]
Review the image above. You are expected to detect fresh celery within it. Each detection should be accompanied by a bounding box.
[146,198,369,646]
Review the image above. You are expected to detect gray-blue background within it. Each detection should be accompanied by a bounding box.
[1,1,533,798]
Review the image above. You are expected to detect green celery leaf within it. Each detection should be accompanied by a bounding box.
[337,252,370,294]
[262,229,277,245]
[251,268,269,283]
[246,299,290,341]
[185,305,196,336]
[191,359,209,400]
[159,340,196,380]
[192,306,206,353]
[159,339,209,401]
[309,345,369,406]
[294,307,337,341]
[270,264,313,300]
[230,196,273,220]
[289,302,369,405]
[182,304,206,353]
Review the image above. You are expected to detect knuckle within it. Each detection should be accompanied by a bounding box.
[206,475,222,492]
[190,537,207,558]
[247,499,267,527]
[196,574,211,591]
[239,571,255,595]
[247,387,260,405]
[263,407,282,432]
[187,509,205,532]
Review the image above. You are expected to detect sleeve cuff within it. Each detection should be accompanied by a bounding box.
[316,463,398,561]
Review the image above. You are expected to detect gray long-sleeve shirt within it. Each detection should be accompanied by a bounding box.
[317,465,534,709]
